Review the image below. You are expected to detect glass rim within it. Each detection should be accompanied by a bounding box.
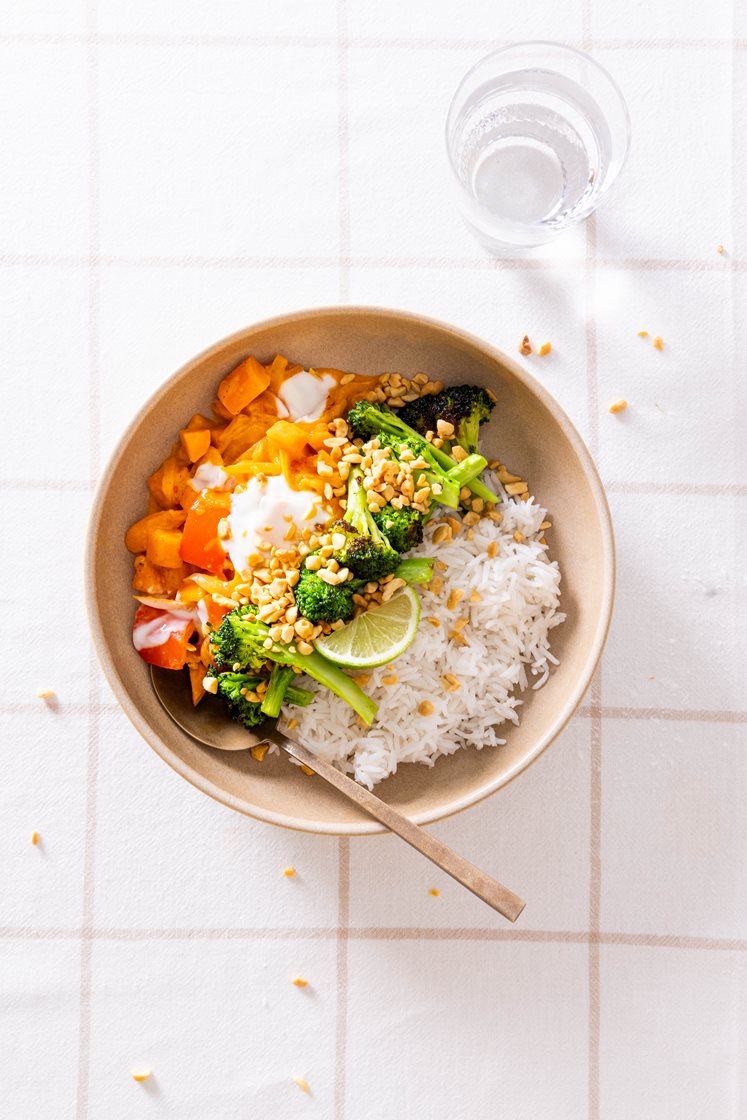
[445,40,632,199]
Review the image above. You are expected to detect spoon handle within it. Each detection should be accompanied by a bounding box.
[278,736,525,923]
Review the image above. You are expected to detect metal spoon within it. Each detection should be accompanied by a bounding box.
[151,667,526,922]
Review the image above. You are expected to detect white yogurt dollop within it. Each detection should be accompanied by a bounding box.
[225,475,328,574]
[189,461,234,492]
[278,370,336,422]
[132,609,195,650]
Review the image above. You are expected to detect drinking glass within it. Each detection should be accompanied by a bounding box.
[445,42,631,250]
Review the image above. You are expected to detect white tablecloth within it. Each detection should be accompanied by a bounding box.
[2,4,745,1118]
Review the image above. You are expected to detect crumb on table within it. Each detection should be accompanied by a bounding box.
[293,1076,310,1094]
[608,399,628,414]
[31,831,40,846]
[291,976,309,988]
[282,866,296,878]
[652,335,664,350]
[131,1068,152,1083]
[538,341,552,357]
[429,888,440,897]
[36,688,56,701]
[518,334,532,356]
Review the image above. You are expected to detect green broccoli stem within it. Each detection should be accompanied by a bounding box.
[457,417,481,456]
[445,453,489,489]
[427,442,498,503]
[361,409,466,502]
[345,469,371,533]
[261,664,296,718]
[425,470,460,509]
[285,685,314,707]
[394,558,434,584]
[299,647,377,725]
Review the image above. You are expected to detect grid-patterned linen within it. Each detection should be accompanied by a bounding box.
[1,3,745,1118]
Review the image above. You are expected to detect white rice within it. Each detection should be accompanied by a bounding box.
[279,486,565,788]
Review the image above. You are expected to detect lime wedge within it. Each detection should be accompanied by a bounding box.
[314,587,420,669]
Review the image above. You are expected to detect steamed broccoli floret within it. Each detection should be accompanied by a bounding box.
[347,401,460,506]
[397,385,495,454]
[347,400,458,509]
[207,666,315,727]
[210,603,267,672]
[207,668,266,728]
[338,470,401,579]
[372,505,425,554]
[210,605,377,724]
[372,431,461,509]
[294,561,362,623]
[349,397,499,505]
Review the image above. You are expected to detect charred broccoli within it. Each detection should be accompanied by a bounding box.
[294,561,363,623]
[207,666,314,727]
[207,668,266,728]
[347,401,460,509]
[372,505,425,554]
[335,469,401,579]
[210,604,377,724]
[397,384,495,454]
[347,398,495,504]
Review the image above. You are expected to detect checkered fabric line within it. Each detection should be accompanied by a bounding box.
[1,1,746,1118]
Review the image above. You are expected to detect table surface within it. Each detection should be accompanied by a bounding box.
[2,4,746,1119]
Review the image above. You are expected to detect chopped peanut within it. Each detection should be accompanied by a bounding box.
[446,588,464,610]
[505,481,528,497]
[519,335,532,356]
[513,531,525,544]
[441,673,461,692]
[487,541,499,558]
[250,744,269,762]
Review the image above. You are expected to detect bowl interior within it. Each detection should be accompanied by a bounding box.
[87,307,613,834]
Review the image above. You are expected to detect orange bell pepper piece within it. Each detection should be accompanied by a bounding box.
[179,492,231,575]
[132,605,195,671]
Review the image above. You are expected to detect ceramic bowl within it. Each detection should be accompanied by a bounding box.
[86,307,614,835]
